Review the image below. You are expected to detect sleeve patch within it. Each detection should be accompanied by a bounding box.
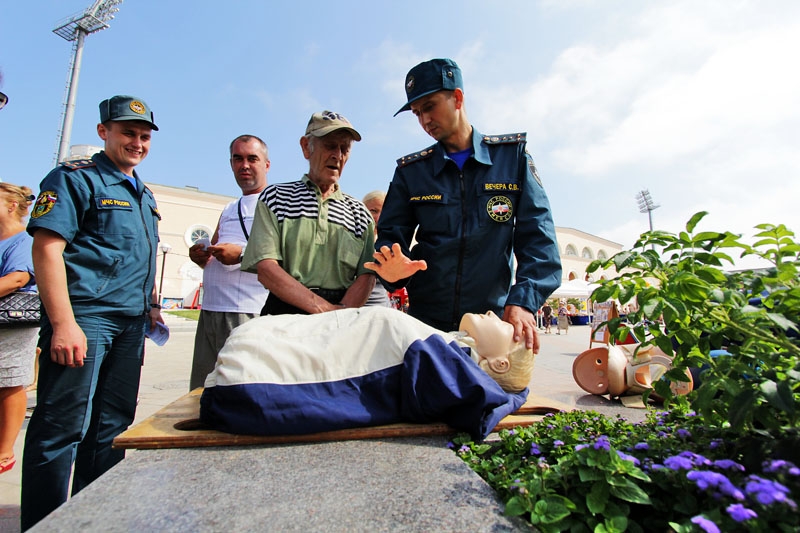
[31,191,58,218]
[527,157,543,187]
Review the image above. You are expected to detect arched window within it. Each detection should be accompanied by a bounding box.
[597,250,608,260]
[581,247,593,260]
[185,224,213,247]
[565,244,578,257]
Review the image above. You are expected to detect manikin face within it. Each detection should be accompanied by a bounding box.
[459,311,516,373]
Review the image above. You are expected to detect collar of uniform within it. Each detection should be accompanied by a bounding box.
[94,151,142,190]
[301,174,343,200]
[432,128,491,176]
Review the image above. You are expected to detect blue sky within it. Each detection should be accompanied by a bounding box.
[1,0,798,260]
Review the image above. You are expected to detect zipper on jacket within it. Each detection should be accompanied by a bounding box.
[135,185,155,314]
[452,170,467,329]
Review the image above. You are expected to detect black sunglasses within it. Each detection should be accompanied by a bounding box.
[0,91,7,110]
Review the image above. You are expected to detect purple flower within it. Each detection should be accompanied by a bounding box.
[593,435,611,451]
[446,441,455,449]
[691,515,720,533]
[575,444,588,452]
[553,440,564,448]
[507,429,516,436]
[687,470,744,501]
[679,451,710,466]
[745,475,797,508]
[530,443,541,456]
[709,439,723,450]
[676,428,691,439]
[713,459,744,471]
[458,445,470,453]
[563,425,573,431]
[634,442,649,451]
[617,450,641,466]
[763,459,800,476]
[664,455,694,471]
[726,503,757,522]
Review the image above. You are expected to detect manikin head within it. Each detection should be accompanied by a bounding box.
[458,311,535,393]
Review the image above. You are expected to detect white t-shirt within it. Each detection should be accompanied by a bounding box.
[201,193,268,313]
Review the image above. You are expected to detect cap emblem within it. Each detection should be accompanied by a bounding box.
[406,75,415,94]
[129,101,145,115]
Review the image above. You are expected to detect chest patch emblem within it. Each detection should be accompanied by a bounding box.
[486,195,513,223]
[31,191,58,219]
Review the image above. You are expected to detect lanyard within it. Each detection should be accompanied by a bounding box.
[237,198,249,240]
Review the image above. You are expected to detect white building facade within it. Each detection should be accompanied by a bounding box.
[148,185,623,308]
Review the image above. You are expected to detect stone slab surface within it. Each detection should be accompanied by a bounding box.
[30,437,532,532]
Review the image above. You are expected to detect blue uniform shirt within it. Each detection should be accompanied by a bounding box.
[27,151,161,317]
[377,128,562,331]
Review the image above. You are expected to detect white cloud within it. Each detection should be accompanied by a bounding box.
[465,1,800,263]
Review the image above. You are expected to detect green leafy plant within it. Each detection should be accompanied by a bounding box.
[452,213,800,531]
[587,211,800,434]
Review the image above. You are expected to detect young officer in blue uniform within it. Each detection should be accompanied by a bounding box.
[21,95,163,530]
[366,58,561,355]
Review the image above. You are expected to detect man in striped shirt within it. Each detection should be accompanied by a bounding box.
[241,110,376,315]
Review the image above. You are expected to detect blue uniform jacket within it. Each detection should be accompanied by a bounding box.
[27,151,161,317]
[377,129,561,331]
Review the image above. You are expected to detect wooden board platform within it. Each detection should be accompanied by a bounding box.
[113,389,573,450]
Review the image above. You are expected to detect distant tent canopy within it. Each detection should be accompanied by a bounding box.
[549,279,600,300]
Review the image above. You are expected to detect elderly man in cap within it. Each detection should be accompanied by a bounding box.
[366,58,561,354]
[242,110,375,315]
[21,95,162,529]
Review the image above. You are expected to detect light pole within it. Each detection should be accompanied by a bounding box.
[52,0,123,164]
[158,242,172,306]
[635,189,659,232]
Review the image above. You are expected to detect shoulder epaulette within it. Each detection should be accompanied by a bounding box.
[396,146,436,168]
[61,159,96,170]
[482,132,527,144]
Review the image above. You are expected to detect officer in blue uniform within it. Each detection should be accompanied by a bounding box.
[366,58,561,353]
[21,95,162,530]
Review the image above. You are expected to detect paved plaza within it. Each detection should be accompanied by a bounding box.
[0,313,647,532]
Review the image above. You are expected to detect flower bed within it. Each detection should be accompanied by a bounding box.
[452,408,799,531]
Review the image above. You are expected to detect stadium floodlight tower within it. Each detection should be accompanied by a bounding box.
[635,189,659,233]
[52,0,123,164]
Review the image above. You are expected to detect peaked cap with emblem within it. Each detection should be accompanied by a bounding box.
[394,58,463,117]
[99,95,159,131]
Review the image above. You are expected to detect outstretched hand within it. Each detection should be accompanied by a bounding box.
[364,243,427,283]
